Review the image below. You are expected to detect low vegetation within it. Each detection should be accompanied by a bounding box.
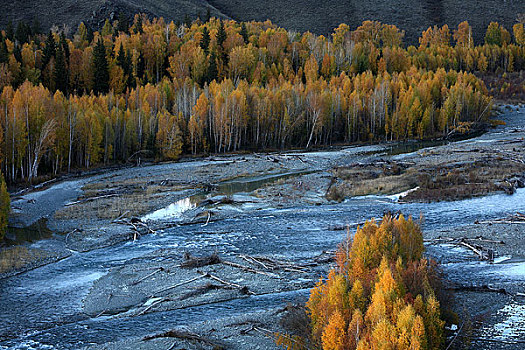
[0,173,9,241]
[0,246,50,274]
[328,155,525,202]
[278,215,450,349]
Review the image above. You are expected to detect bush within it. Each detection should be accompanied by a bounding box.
[305,215,445,350]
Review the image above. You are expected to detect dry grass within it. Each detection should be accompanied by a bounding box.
[327,158,525,202]
[0,246,49,274]
[55,193,156,220]
[54,177,194,220]
[404,159,525,201]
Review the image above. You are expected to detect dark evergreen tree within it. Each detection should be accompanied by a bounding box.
[6,21,14,41]
[117,13,129,33]
[13,45,22,63]
[86,25,94,43]
[136,51,145,81]
[42,31,56,68]
[205,8,211,22]
[15,22,30,44]
[116,44,126,68]
[216,20,227,48]
[184,15,192,28]
[207,51,218,82]
[92,38,109,94]
[125,49,135,88]
[200,27,210,54]
[240,23,249,43]
[60,32,70,62]
[32,19,41,35]
[0,37,8,64]
[54,45,68,93]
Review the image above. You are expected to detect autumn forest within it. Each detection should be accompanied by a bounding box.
[1,8,525,349]
[0,16,523,185]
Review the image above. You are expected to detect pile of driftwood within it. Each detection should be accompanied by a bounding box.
[113,215,155,241]
[425,236,503,261]
[143,329,225,350]
[476,212,525,225]
[128,252,321,317]
[236,254,312,273]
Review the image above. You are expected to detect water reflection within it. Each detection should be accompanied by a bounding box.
[142,197,197,221]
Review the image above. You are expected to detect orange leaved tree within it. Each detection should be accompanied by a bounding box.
[305,214,445,350]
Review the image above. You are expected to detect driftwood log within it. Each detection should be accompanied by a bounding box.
[143,329,225,349]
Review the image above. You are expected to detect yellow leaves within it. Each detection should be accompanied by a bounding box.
[304,55,318,83]
[513,23,525,46]
[370,318,396,350]
[454,21,473,48]
[332,24,350,47]
[348,279,365,313]
[307,215,445,350]
[321,310,347,350]
[156,110,183,160]
[347,309,364,349]
[228,45,256,81]
[109,64,126,94]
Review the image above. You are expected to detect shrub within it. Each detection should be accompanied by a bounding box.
[305,215,445,350]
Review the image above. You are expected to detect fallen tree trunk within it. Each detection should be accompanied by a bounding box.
[153,275,206,296]
[222,260,279,278]
[65,194,118,206]
[131,267,164,286]
[143,329,225,349]
[197,270,254,295]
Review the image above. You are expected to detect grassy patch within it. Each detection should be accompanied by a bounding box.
[328,158,525,202]
[0,246,50,274]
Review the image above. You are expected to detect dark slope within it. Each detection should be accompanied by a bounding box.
[3,0,524,45]
[4,0,229,34]
[208,0,524,45]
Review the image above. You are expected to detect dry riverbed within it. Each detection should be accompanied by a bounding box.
[1,104,525,349]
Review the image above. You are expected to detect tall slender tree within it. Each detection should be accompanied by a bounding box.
[54,45,68,93]
[200,27,210,54]
[42,31,56,68]
[240,23,249,43]
[93,38,109,94]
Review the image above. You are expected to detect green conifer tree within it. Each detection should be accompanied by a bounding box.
[93,38,109,94]
[240,23,249,43]
[200,27,210,54]
[216,20,227,48]
[117,13,129,33]
[54,45,68,93]
[60,32,70,62]
[207,51,218,82]
[0,37,8,64]
[6,21,14,41]
[42,31,56,68]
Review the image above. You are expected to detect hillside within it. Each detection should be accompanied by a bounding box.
[4,0,229,35]
[4,0,523,45]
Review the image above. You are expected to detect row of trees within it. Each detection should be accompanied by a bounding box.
[303,215,446,349]
[0,67,490,183]
[0,16,524,94]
